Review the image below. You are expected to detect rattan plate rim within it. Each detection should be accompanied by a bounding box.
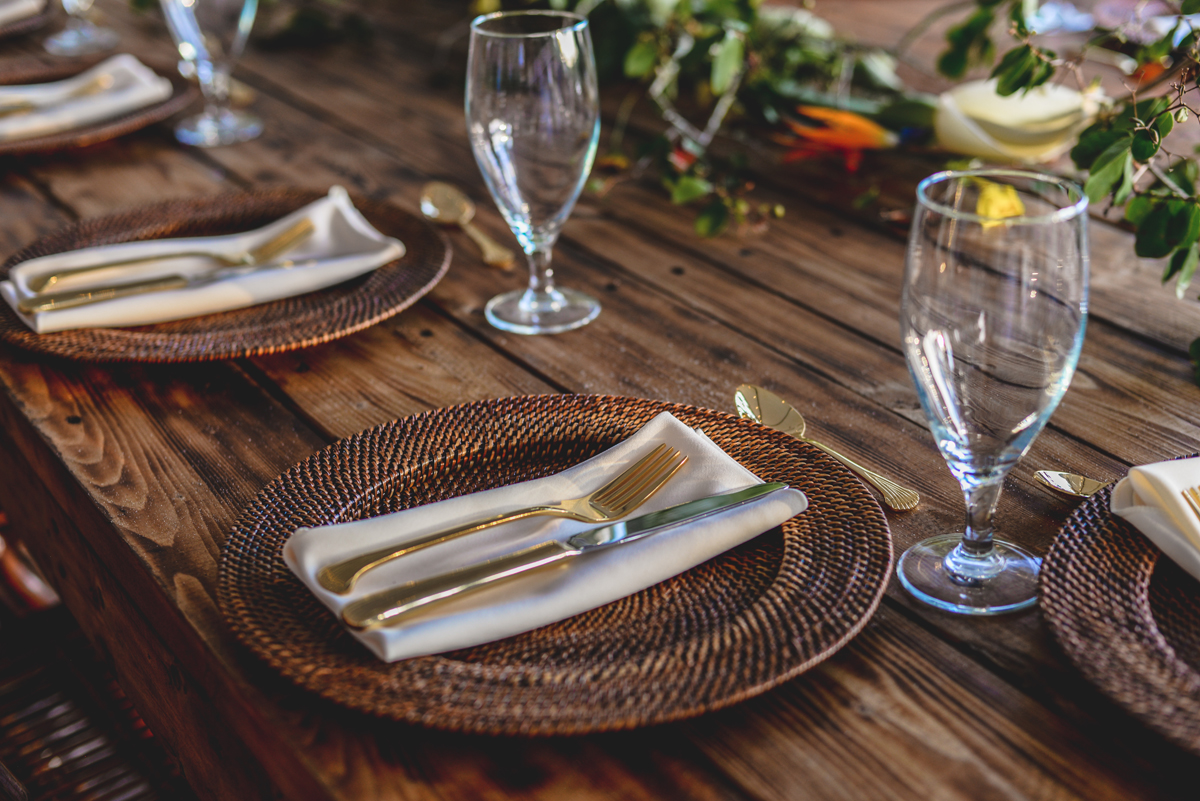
[216,394,894,735]
[0,188,451,362]
[0,59,198,157]
[0,8,52,40]
[1040,470,1200,754]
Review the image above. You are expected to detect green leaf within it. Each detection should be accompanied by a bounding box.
[1184,0,1200,13]
[623,40,658,78]
[1132,129,1160,162]
[1136,202,1175,258]
[991,45,1036,96]
[1084,138,1132,206]
[671,174,713,205]
[1071,125,1125,170]
[1169,202,1200,251]
[1125,194,1156,227]
[1170,244,1200,297]
[711,33,743,94]
[1114,154,1136,206]
[694,201,729,237]
[938,7,995,79]
[1154,109,1174,139]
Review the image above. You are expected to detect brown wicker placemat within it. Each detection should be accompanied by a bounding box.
[217,394,894,735]
[0,188,451,362]
[1040,482,1200,754]
[0,61,198,157]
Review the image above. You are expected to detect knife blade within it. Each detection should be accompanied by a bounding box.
[341,482,789,630]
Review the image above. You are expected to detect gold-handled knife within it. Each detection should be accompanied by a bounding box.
[18,258,315,314]
[342,482,791,630]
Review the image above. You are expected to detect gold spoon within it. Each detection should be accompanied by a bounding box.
[419,182,514,270]
[1034,470,1110,498]
[734,383,920,511]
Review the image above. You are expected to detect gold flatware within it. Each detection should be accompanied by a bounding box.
[1034,470,1110,498]
[1182,486,1200,523]
[419,181,515,270]
[317,443,689,595]
[342,482,789,630]
[0,73,114,117]
[27,217,316,293]
[734,383,920,511]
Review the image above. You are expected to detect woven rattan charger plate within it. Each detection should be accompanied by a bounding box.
[0,60,197,157]
[0,188,451,362]
[0,7,51,40]
[1040,481,1200,755]
[218,394,893,735]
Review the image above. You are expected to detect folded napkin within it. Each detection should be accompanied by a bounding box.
[0,54,173,143]
[0,0,45,27]
[1111,457,1200,582]
[284,412,809,662]
[2,186,405,333]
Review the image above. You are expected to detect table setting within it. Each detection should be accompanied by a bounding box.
[2,2,1200,800]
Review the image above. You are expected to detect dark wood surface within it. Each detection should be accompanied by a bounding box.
[1,1,1199,799]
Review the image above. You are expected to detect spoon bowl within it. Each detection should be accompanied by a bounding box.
[734,384,920,511]
[419,181,514,270]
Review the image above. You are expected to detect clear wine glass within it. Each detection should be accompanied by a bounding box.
[45,0,120,56]
[160,0,261,147]
[466,10,601,335]
[900,169,1088,614]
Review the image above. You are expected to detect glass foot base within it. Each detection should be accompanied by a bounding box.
[897,533,1041,615]
[485,287,600,335]
[175,109,263,148]
[44,24,119,57]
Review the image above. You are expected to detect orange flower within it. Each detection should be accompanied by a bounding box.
[771,105,897,172]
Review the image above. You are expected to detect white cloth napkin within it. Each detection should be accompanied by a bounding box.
[284,411,809,662]
[2,186,405,333]
[1111,457,1200,582]
[0,0,45,27]
[0,54,173,143]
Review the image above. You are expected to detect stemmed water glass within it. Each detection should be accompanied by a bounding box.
[45,0,120,56]
[160,0,261,147]
[466,10,601,335]
[900,169,1089,614]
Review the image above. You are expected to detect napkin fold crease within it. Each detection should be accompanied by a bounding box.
[1111,457,1200,582]
[284,412,808,662]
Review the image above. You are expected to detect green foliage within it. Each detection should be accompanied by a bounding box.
[990,43,1054,96]
[938,6,998,78]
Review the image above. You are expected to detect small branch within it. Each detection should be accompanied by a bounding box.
[891,0,974,59]
[1147,158,1192,198]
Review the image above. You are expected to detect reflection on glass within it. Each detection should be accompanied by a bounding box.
[45,0,119,56]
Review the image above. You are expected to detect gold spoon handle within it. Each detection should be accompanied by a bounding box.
[460,221,514,270]
[804,438,920,511]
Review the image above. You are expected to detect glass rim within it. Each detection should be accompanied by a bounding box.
[470,10,588,38]
[916,168,1089,226]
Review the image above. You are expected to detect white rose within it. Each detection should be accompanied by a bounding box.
[935,79,1106,163]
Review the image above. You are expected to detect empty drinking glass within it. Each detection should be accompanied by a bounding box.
[466,10,601,335]
[45,0,119,56]
[160,0,261,147]
[900,169,1088,614]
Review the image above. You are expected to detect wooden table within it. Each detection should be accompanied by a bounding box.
[2,2,1199,799]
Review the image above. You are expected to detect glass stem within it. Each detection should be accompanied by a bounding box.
[961,482,1001,557]
[942,480,1005,584]
[526,246,557,294]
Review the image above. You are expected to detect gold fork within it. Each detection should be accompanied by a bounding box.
[316,443,689,595]
[0,73,114,117]
[27,217,316,294]
[1182,486,1200,523]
